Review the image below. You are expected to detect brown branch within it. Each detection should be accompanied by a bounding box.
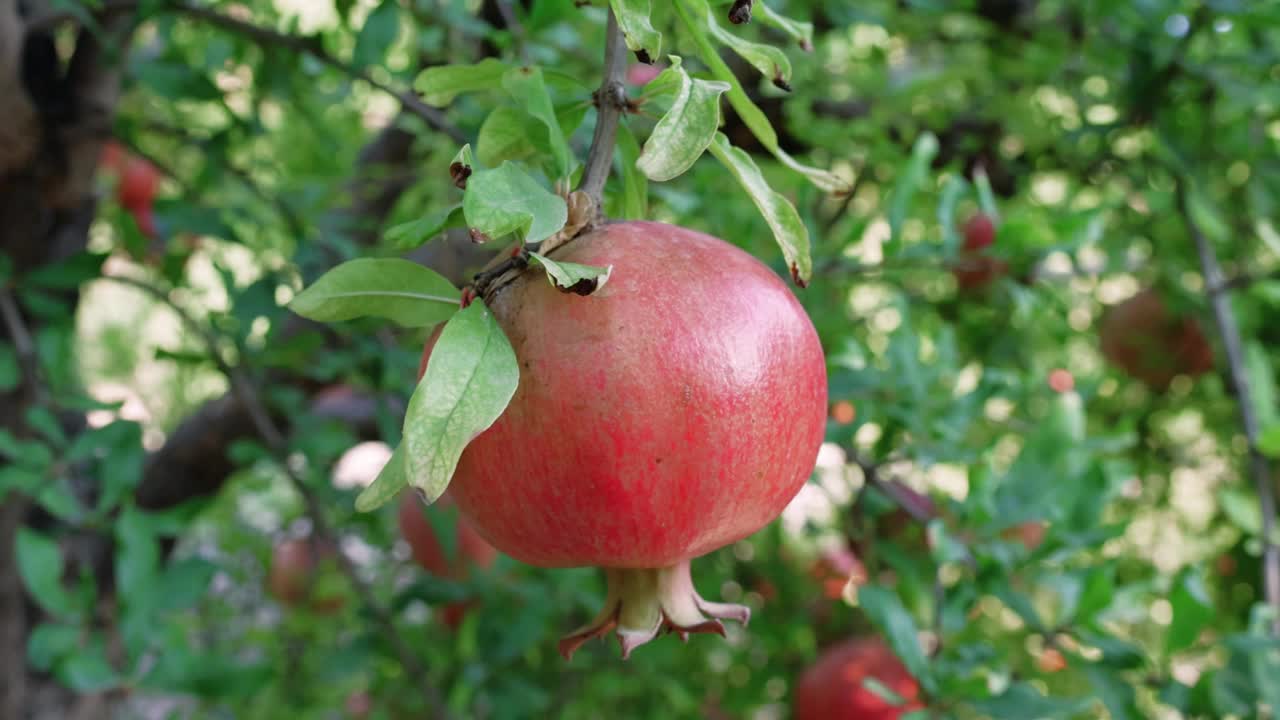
[105,273,455,718]
[1175,177,1280,633]
[0,289,48,407]
[576,7,628,208]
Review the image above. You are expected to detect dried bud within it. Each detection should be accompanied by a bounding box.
[772,75,792,92]
[790,262,809,288]
[468,228,490,244]
[728,0,753,24]
[449,162,472,190]
[634,49,654,65]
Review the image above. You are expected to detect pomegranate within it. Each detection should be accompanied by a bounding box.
[794,637,922,719]
[99,140,160,239]
[268,537,345,614]
[397,493,499,628]
[952,213,1007,291]
[426,221,826,658]
[1099,288,1213,390]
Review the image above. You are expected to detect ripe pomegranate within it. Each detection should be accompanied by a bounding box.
[1099,288,1213,390]
[794,637,922,719]
[952,213,1007,291]
[1002,521,1046,550]
[99,140,160,239]
[397,493,499,628]
[626,63,662,86]
[809,546,866,600]
[268,537,345,614]
[425,221,827,658]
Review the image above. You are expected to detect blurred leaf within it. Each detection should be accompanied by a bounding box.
[615,122,648,220]
[858,586,933,693]
[609,0,662,62]
[56,641,120,692]
[695,0,792,87]
[416,58,511,106]
[1167,569,1214,654]
[402,301,519,503]
[1259,423,1280,458]
[1083,664,1141,720]
[887,133,940,247]
[528,252,613,295]
[463,162,568,243]
[23,252,106,290]
[1245,341,1278,428]
[636,57,730,182]
[28,622,80,672]
[477,106,538,167]
[17,528,77,618]
[973,166,1000,222]
[387,206,466,251]
[351,0,400,69]
[968,682,1088,718]
[707,133,811,285]
[355,443,406,512]
[289,258,460,327]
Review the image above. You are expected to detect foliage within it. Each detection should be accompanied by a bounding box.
[5,0,1280,718]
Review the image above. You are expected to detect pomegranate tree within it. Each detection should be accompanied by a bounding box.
[426,221,826,658]
[794,637,922,719]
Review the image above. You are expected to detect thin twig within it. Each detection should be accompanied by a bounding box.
[103,273,456,716]
[1175,177,1280,633]
[0,289,50,407]
[576,8,629,207]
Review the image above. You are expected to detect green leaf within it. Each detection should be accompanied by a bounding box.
[528,252,613,295]
[453,143,476,170]
[858,586,933,694]
[401,301,519,503]
[673,0,848,194]
[1245,341,1277,428]
[477,106,538,167]
[0,341,18,392]
[636,57,730,182]
[1259,423,1280,458]
[755,3,814,50]
[386,206,465,251]
[1247,605,1280,714]
[938,175,969,253]
[1167,570,1214,654]
[25,406,66,448]
[288,258,460,328]
[887,132,940,245]
[355,443,408,512]
[1084,664,1141,720]
[57,642,120,693]
[28,623,80,672]
[415,58,511,106]
[696,0,792,88]
[502,66,573,180]
[615,121,648,220]
[17,528,76,617]
[974,166,1000,222]
[463,163,568,243]
[707,133,811,286]
[968,683,1090,719]
[609,0,662,62]
[351,0,400,70]
[862,677,908,707]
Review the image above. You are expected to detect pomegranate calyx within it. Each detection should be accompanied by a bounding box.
[558,560,750,661]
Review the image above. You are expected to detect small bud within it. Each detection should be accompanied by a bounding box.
[790,262,809,288]
[634,49,653,65]
[449,162,471,190]
[459,286,477,309]
[469,228,490,244]
[772,75,792,92]
[728,0,753,24]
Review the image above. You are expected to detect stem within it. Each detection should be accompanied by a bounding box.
[105,274,456,716]
[0,289,49,407]
[576,7,628,207]
[1175,177,1280,633]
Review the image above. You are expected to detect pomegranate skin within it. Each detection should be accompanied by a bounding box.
[794,638,922,720]
[445,221,827,569]
[1099,288,1213,390]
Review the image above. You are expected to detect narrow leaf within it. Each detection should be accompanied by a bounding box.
[1245,341,1277,429]
[696,0,792,89]
[858,586,933,694]
[609,0,662,62]
[463,163,568,243]
[615,121,648,220]
[386,206,465,250]
[887,132,940,244]
[415,58,511,107]
[355,443,407,512]
[636,57,730,181]
[707,133,811,286]
[973,166,1000,222]
[402,302,519,503]
[289,258,460,327]
[502,66,573,180]
[528,252,613,295]
[755,3,814,50]
[938,175,969,253]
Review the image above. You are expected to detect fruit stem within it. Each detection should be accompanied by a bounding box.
[558,559,750,660]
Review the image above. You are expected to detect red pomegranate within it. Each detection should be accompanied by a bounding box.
[953,213,1007,291]
[99,140,160,239]
[795,637,922,719]
[268,537,345,614]
[397,493,499,628]
[426,221,827,658]
[1099,288,1213,390]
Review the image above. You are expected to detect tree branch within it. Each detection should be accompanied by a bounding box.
[576,8,628,208]
[105,273,454,718]
[1175,177,1280,633]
